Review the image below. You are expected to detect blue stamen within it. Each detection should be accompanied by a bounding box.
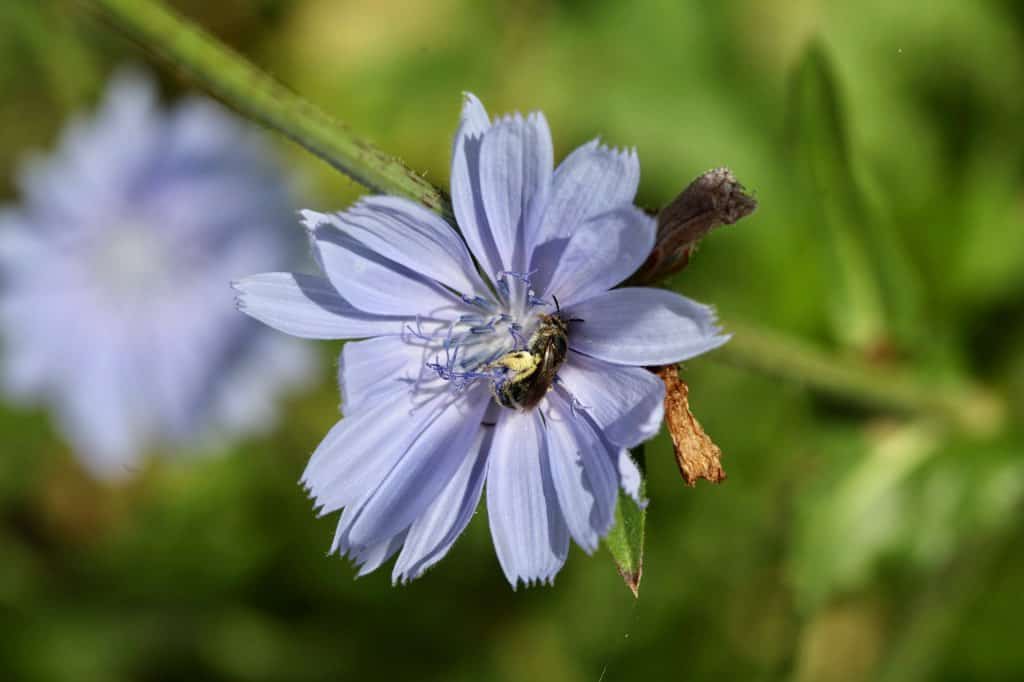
[496,269,537,284]
[427,348,499,390]
[508,324,526,350]
[460,293,496,311]
[493,269,554,310]
[423,270,558,395]
[404,317,439,343]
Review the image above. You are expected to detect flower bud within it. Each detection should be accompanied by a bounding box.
[630,167,757,284]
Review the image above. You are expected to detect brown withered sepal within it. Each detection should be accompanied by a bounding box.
[652,365,726,486]
[630,167,757,285]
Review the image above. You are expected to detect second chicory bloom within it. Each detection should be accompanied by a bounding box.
[236,94,727,586]
[0,72,314,479]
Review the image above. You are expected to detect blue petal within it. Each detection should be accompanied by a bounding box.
[328,502,372,562]
[0,212,42,272]
[347,385,490,548]
[543,393,619,553]
[486,409,570,588]
[24,70,161,217]
[543,205,655,306]
[556,352,665,448]
[338,336,432,416]
[0,275,76,400]
[450,93,505,283]
[617,449,647,507]
[391,419,493,583]
[530,141,640,294]
[56,337,141,478]
[212,332,315,437]
[302,211,463,318]
[565,288,729,366]
[233,272,408,339]
[302,391,448,516]
[329,500,411,579]
[334,196,493,301]
[478,113,553,275]
[354,530,408,577]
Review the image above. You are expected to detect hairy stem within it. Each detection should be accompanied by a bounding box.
[716,321,1005,435]
[83,0,454,222]
[83,0,1006,434]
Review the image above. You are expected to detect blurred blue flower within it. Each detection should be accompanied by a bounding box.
[0,71,314,479]
[236,94,726,587]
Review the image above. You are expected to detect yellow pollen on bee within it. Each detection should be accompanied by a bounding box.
[489,350,539,379]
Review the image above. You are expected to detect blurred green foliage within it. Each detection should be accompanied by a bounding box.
[1,0,1023,680]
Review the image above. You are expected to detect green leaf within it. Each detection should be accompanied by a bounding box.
[788,42,889,351]
[604,448,646,598]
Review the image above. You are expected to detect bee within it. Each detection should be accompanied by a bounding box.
[489,310,571,411]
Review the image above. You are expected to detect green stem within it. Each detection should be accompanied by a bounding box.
[716,321,1004,435]
[82,0,1006,435]
[82,0,453,223]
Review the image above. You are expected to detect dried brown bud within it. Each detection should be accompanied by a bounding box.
[630,167,757,284]
[653,365,726,486]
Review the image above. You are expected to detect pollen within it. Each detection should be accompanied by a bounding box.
[492,351,538,374]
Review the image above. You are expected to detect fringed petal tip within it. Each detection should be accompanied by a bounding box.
[298,208,334,233]
[508,573,558,591]
[390,563,432,586]
[456,92,490,140]
[230,281,245,311]
[592,139,638,164]
[460,92,486,118]
[229,280,260,317]
[499,557,564,591]
[699,305,732,354]
[575,137,638,166]
[488,110,549,130]
[299,477,326,512]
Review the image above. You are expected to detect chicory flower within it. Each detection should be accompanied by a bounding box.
[235,94,726,586]
[0,72,313,478]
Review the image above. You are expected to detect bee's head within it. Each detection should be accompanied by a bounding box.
[546,296,582,329]
[539,312,570,334]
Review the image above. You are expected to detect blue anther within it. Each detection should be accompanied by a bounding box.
[460,293,495,311]
[508,325,528,350]
[496,269,538,285]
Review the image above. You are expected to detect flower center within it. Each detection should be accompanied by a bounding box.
[91,222,168,297]
[416,271,569,410]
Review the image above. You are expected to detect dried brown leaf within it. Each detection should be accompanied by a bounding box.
[654,365,727,486]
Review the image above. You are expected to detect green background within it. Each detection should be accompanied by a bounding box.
[2,1,1023,680]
